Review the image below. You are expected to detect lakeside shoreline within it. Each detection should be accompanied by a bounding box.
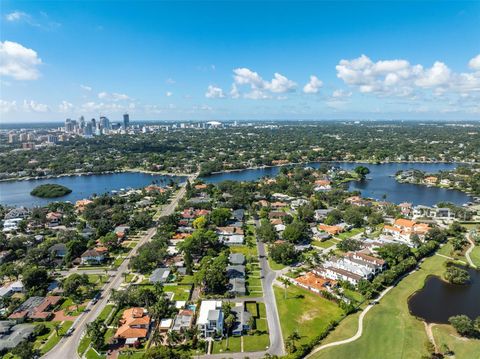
[206,160,472,175]
[0,168,189,183]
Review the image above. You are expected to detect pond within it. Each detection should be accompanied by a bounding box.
[201,162,472,206]
[0,172,185,207]
[408,267,480,323]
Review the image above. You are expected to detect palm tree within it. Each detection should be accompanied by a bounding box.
[167,330,181,347]
[223,313,236,349]
[279,277,290,299]
[53,322,61,337]
[286,330,301,353]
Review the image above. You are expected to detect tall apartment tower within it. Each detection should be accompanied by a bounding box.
[123,113,130,129]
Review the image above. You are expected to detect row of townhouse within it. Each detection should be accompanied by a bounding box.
[314,251,386,286]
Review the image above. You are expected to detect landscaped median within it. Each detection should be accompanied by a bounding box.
[308,254,480,359]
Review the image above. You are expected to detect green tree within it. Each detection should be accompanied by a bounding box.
[449,315,475,337]
[354,166,370,179]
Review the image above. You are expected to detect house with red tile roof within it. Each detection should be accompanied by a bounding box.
[114,307,151,345]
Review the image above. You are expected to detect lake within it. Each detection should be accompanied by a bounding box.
[202,162,472,206]
[408,267,480,323]
[0,172,185,207]
[0,162,473,207]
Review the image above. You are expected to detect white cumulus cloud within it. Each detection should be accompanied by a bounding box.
[5,11,29,22]
[336,54,480,98]
[0,100,17,113]
[303,75,323,94]
[23,100,49,112]
[232,67,296,99]
[58,101,74,113]
[205,85,226,98]
[0,41,42,80]
[468,54,480,71]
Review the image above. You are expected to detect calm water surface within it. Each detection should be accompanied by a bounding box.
[0,162,473,207]
[408,268,480,323]
[0,172,184,207]
[202,162,472,206]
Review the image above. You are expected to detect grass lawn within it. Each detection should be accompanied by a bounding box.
[40,321,73,354]
[97,304,116,323]
[178,274,194,284]
[247,276,262,287]
[78,335,91,356]
[274,284,344,346]
[268,257,286,270]
[470,245,480,267]
[118,351,146,359]
[85,347,103,359]
[310,254,449,359]
[125,273,136,283]
[243,330,270,352]
[336,228,364,240]
[230,242,258,259]
[432,324,480,358]
[163,284,192,301]
[212,336,242,354]
[113,256,125,268]
[312,239,337,249]
[342,288,364,304]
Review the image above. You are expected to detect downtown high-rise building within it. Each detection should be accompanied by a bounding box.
[123,113,130,129]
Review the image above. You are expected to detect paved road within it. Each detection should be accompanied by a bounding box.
[43,179,193,359]
[256,236,285,356]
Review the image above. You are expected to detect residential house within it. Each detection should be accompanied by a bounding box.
[49,243,67,258]
[231,305,252,336]
[80,249,106,264]
[46,212,62,227]
[172,309,194,333]
[383,218,431,245]
[197,300,224,338]
[220,234,244,246]
[8,296,61,321]
[149,268,171,284]
[229,278,246,297]
[114,308,151,345]
[229,253,245,265]
[0,321,35,352]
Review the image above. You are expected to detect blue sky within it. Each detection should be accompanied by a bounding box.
[1,1,479,122]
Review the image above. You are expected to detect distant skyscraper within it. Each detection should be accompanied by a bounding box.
[91,118,96,129]
[79,116,85,129]
[65,118,75,133]
[84,123,93,137]
[99,116,110,129]
[123,113,130,129]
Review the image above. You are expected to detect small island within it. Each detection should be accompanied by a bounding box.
[30,184,72,198]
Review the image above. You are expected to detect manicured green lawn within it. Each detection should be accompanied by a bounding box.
[310,255,449,359]
[336,228,364,240]
[432,324,480,358]
[178,274,194,284]
[97,304,116,323]
[470,245,480,267]
[230,242,258,259]
[118,351,146,358]
[312,239,337,249]
[268,257,286,270]
[274,284,344,346]
[243,330,270,352]
[85,347,103,359]
[78,335,91,356]
[40,321,73,354]
[163,284,192,301]
[212,336,242,354]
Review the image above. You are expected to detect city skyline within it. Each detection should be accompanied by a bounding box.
[1,1,480,122]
